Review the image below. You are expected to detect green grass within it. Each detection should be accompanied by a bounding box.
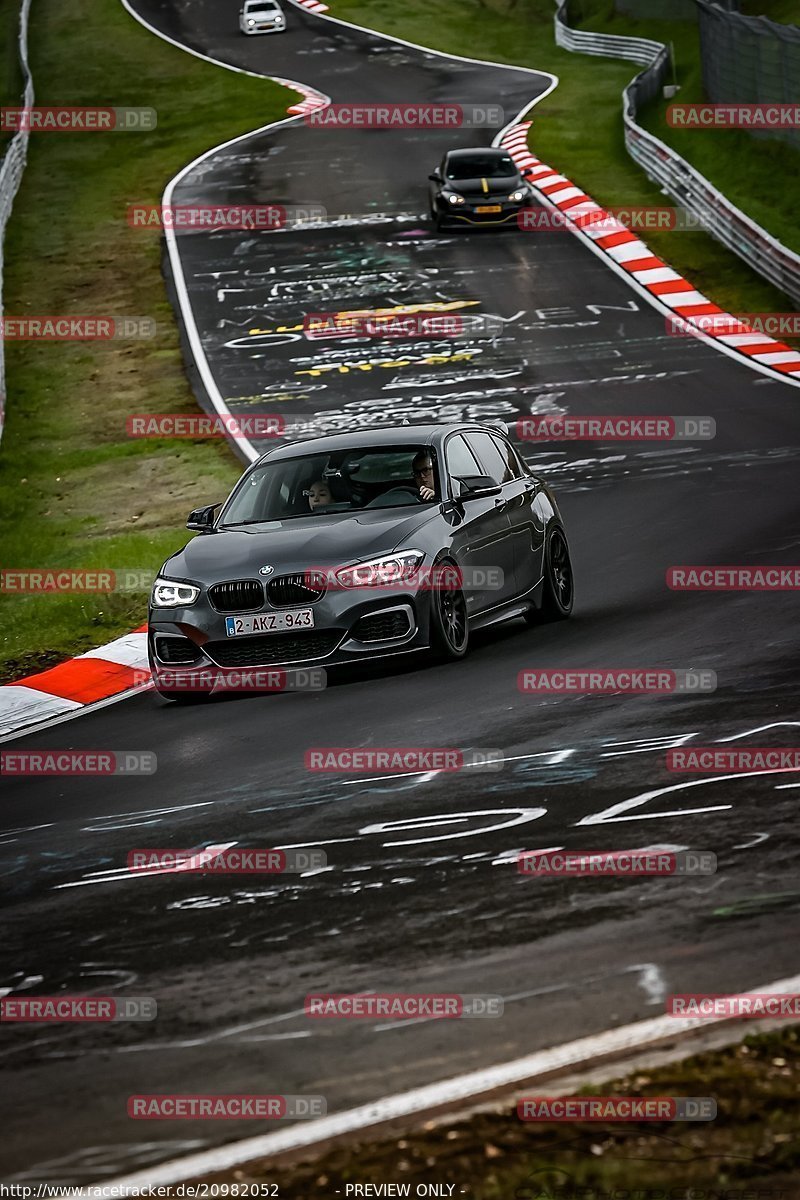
[575,0,800,257]
[1,0,22,100]
[1,0,24,156]
[740,0,799,24]
[332,0,798,314]
[230,1026,800,1196]
[0,0,292,683]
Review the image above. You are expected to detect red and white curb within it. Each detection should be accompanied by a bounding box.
[501,123,800,383]
[293,0,329,12]
[0,626,150,740]
[275,77,327,116]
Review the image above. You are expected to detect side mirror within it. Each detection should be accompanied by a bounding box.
[429,171,442,182]
[453,475,502,500]
[522,168,536,178]
[186,504,219,532]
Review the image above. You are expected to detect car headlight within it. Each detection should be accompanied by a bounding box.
[334,550,424,589]
[151,577,201,607]
[247,18,255,24]
[509,189,527,202]
[446,193,466,206]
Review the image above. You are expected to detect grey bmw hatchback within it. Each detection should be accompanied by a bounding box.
[147,423,573,700]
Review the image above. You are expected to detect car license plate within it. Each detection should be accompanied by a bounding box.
[225,609,314,637]
[476,205,502,213]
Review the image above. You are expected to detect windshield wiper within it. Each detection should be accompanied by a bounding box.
[219,519,270,527]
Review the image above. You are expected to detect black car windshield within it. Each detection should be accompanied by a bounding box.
[220,445,439,524]
[445,155,517,180]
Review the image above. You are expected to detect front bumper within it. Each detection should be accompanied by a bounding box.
[240,20,285,33]
[434,197,528,227]
[148,585,433,692]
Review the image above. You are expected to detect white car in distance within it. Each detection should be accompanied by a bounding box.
[240,0,286,35]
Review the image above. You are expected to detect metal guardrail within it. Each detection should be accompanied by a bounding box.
[0,0,34,446]
[553,0,800,305]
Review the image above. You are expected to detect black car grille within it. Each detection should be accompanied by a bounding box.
[208,580,264,613]
[267,573,326,607]
[206,631,341,668]
[154,636,201,664]
[352,610,411,643]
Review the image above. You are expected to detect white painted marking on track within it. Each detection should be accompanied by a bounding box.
[105,972,800,1188]
[715,721,800,742]
[576,768,800,826]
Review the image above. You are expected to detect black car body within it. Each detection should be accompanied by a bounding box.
[429,147,535,230]
[148,423,573,699]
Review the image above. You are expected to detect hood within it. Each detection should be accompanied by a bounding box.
[445,174,521,197]
[164,506,438,581]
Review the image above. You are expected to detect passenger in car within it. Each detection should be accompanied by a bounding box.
[306,479,334,510]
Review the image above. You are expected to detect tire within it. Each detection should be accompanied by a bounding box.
[431,209,446,233]
[429,559,470,660]
[526,525,574,624]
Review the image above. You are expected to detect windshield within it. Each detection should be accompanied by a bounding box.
[445,155,517,180]
[220,445,439,525]
[244,0,279,9]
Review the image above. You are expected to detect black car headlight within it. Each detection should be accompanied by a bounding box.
[445,193,466,206]
[334,550,424,590]
[151,577,201,607]
[509,188,528,202]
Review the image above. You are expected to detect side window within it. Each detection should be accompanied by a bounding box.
[464,432,514,485]
[445,434,483,486]
[491,435,524,480]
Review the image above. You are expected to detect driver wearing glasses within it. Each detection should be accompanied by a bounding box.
[412,451,437,502]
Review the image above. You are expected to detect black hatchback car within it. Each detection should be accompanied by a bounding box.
[428,147,535,231]
[148,423,573,699]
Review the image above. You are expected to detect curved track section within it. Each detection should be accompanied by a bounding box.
[1,0,799,1183]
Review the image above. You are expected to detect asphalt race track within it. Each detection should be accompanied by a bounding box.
[1,0,799,1183]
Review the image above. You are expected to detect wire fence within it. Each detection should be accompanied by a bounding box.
[696,0,800,150]
[0,0,33,447]
[614,0,697,19]
[553,0,800,305]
